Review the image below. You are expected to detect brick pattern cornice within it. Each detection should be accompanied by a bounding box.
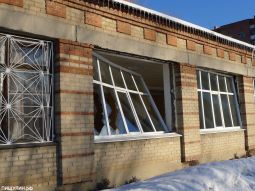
[56,0,252,57]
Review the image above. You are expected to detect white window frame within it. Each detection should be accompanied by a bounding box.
[93,52,170,140]
[197,69,242,132]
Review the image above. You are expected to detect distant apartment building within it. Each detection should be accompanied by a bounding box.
[214,17,255,45]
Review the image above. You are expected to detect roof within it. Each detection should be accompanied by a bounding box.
[111,0,255,51]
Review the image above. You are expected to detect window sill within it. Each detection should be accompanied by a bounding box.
[0,141,57,150]
[200,127,245,135]
[94,132,182,144]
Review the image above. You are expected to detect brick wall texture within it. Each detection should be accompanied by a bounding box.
[175,64,201,162]
[201,131,246,162]
[0,0,23,7]
[237,76,255,151]
[0,146,56,190]
[94,137,182,186]
[55,40,95,187]
[0,0,254,190]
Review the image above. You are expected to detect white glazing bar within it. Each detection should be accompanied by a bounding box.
[172,65,178,130]
[225,77,234,127]
[51,43,54,141]
[7,36,10,143]
[92,80,145,95]
[209,73,216,128]
[132,75,157,132]
[140,76,169,132]
[199,71,206,129]
[41,43,44,141]
[120,71,143,133]
[97,59,111,135]
[93,52,142,76]
[109,66,129,134]
[163,64,172,131]
[232,78,242,127]
[216,75,225,128]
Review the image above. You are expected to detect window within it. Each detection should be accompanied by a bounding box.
[93,53,168,137]
[0,34,53,145]
[197,70,241,130]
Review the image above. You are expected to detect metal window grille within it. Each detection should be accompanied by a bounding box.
[0,33,53,145]
[197,70,241,130]
[93,52,168,137]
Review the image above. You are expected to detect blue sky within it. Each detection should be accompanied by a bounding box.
[135,0,255,29]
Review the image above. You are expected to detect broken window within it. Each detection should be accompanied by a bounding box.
[93,53,168,137]
[197,70,241,129]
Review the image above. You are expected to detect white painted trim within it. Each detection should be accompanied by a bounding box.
[163,64,172,130]
[94,132,182,143]
[200,127,244,135]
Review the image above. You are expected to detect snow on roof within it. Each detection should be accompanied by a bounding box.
[111,0,255,51]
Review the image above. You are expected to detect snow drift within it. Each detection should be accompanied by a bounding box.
[110,156,255,191]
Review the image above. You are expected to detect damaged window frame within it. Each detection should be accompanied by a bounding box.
[93,52,171,140]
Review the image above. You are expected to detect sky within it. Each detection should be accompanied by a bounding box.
[135,0,255,29]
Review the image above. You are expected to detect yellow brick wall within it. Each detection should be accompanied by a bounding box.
[200,130,246,163]
[0,145,56,191]
[94,136,182,186]
[66,7,84,24]
[23,0,46,14]
[102,17,117,33]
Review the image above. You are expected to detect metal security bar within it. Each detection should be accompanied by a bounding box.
[0,33,53,145]
[197,70,241,130]
[93,52,168,137]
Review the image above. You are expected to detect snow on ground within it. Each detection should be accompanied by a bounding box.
[110,157,255,191]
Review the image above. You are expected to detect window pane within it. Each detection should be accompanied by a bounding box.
[212,94,222,127]
[130,94,154,132]
[218,76,227,92]
[93,57,99,81]
[123,72,136,90]
[229,95,240,126]
[142,95,165,131]
[100,86,127,136]
[0,41,5,66]
[117,92,140,133]
[9,71,43,94]
[221,94,232,127]
[203,92,214,129]
[9,117,43,143]
[201,71,209,90]
[196,71,201,89]
[94,84,105,135]
[111,67,125,88]
[99,61,112,85]
[210,74,218,91]
[226,77,234,93]
[198,92,204,129]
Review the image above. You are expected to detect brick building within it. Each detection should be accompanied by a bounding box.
[0,0,254,190]
[214,17,255,45]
